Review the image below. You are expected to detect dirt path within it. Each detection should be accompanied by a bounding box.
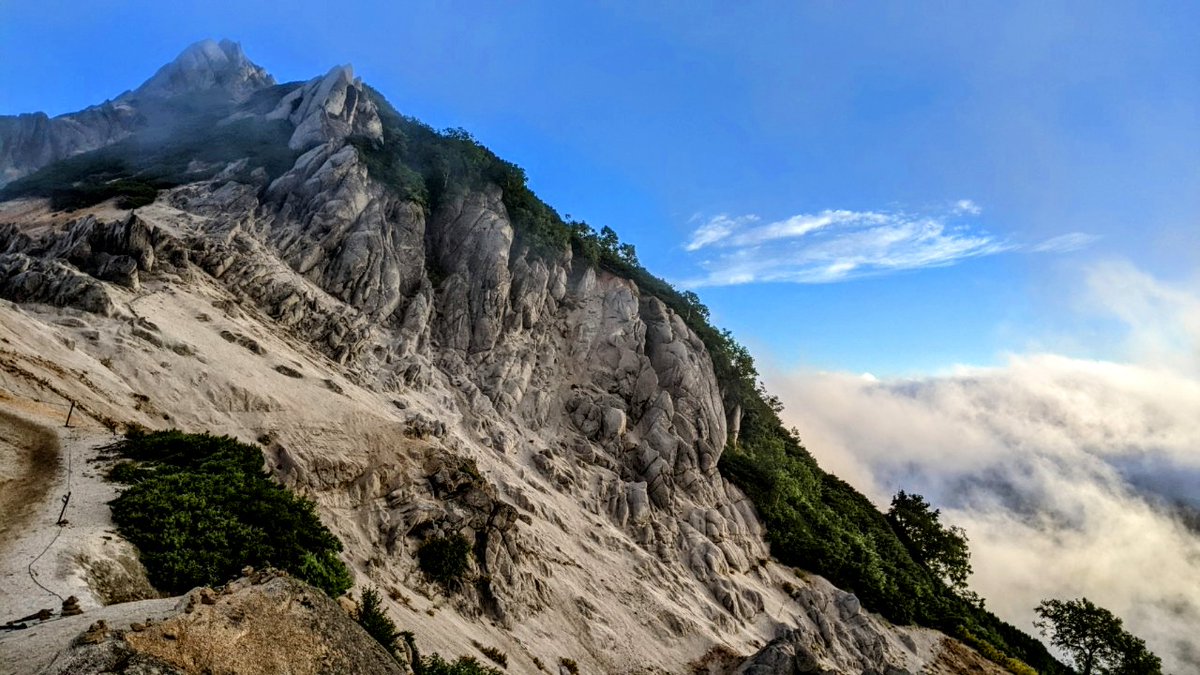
[0,409,60,552]
[0,403,143,630]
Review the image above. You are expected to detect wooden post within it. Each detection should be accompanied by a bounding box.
[56,492,71,525]
[64,401,75,428]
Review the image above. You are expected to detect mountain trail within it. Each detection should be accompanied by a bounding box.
[0,400,153,635]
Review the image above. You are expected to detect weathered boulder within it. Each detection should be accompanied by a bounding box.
[38,573,410,675]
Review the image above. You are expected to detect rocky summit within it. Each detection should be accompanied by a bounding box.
[0,41,1012,674]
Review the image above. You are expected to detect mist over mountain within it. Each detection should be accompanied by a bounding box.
[768,266,1200,672]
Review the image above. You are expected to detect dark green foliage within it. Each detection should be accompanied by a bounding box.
[1110,635,1164,675]
[721,437,934,624]
[1035,598,1161,675]
[558,658,580,675]
[106,460,146,483]
[347,134,429,206]
[960,612,1068,675]
[295,549,354,600]
[355,587,402,658]
[957,630,1039,675]
[1,150,174,211]
[400,631,502,675]
[351,87,573,258]
[888,491,973,594]
[107,429,351,597]
[416,655,503,675]
[720,422,1065,673]
[417,533,473,589]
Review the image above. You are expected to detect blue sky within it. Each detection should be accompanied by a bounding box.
[2,1,1196,376]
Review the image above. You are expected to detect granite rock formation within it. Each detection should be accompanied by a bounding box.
[0,41,1007,674]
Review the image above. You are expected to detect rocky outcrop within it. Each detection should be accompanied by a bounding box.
[736,584,919,674]
[1,215,183,290]
[0,214,190,316]
[0,253,118,316]
[37,572,409,675]
[129,39,273,104]
[735,584,1010,675]
[0,103,142,187]
[268,65,382,150]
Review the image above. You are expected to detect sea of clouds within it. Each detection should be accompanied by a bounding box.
[765,260,1200,672]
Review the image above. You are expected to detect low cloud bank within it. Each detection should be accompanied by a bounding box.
[764,263,1200,671]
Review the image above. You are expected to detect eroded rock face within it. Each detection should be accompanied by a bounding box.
[130,39,274,104]
[0,65,766,624]
[736,584,916,675]
[0,214,189,316]
[0,103,142,187]
[734,580,1010,675]
[269,65,382,150]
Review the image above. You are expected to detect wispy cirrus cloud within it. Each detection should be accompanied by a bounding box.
[1032,231,1100,253]
[681,202,1094,287]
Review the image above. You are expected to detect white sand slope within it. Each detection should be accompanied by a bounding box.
[0,273,999,674]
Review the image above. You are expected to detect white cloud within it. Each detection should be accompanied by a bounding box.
[761,262,1200,672]
[1032,232,1099,253]
[684,213,760,251]
[954,199,983,215]
[681,202,1098,287]
[1084,260,1200,373]
[681,206,1013,287]
[767,358,1200,673]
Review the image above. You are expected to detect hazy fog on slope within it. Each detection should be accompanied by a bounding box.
[767,260,1200,673]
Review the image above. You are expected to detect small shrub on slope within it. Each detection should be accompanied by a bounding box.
[472,641,508,669]
[108,429,351,597]
[417,533,473,589]
[417,655,502,675]
[355,587,402,657]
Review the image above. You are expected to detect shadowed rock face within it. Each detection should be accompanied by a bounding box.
[0,214,185,315]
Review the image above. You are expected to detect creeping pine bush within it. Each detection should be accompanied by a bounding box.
[355,588,402,657]
[416,655,502,675]
[472,641,508,669]
[400,633,502,675]
[108,429,351,597]
[417,533,473,588]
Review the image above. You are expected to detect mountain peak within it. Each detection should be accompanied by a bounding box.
[131,38,274,102]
